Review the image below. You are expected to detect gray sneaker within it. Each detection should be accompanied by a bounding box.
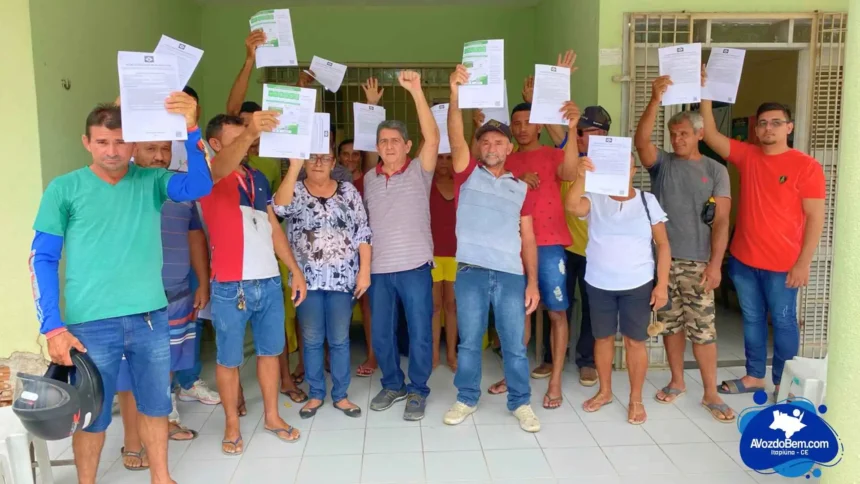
[403,393,426,421]
[370,388,407,411]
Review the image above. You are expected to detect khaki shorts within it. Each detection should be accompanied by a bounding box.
[658,259,717,345]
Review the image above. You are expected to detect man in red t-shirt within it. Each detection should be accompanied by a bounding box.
[701,99,825,398]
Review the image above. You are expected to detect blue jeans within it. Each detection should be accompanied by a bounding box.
[295,290,354,402]
[173,319,203,390]
[68,309,172,432]
[210,277,286,368]
[537,245,570,311]
[454,264,530,411]
[728,258,799,385]
[369,264,433,398]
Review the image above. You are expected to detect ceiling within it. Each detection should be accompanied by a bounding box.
[196,0,541,6]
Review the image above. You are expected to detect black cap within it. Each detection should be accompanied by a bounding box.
[475,119,512,141]
[578,106,612,130]
[240,101,262,114]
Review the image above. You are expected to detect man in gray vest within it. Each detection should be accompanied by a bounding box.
[440,65,545,432]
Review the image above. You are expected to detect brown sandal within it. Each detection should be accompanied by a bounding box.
[628,402,647,425]
[543,393,564,410]
[168,422,199,441]
[281,388,309,403]
[488,379,508,395]
[121,447,149,471]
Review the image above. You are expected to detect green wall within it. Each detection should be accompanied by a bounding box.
[200,5,536,124]
[30,0,202,186]
[535,0,599,108]
[596,0,850,134]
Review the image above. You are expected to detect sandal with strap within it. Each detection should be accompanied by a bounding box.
[356,364,375,377]
[281,387,309,403]
[582,394,613,413]
[168,423,199,441]
[628,402,647,425]
[702,401,736,423]
[488,379,508,395]
[221,435,243,456]
[265,425,301,443]
[655,386,686,404]
[121,447,148,471]
[718,378,765,395]
[543,393,564,410]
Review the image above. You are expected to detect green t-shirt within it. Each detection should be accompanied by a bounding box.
[33,165,174,324]
[248,155,283,194]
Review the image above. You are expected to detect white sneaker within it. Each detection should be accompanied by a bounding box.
[177,379,221,405]
[443,401,477,425]
[513,404,541,432]
[168,393,181,424]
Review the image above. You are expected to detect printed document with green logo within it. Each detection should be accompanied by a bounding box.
[250,9,298,68]
[259,84,316,158]
[459,39,505,109]
[117,51,186,142]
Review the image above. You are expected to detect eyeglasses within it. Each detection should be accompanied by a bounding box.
[756,119,789,129]
[308,156,335,165]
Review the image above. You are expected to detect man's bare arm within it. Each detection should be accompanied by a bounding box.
[226,30,266,115]
[448,65,471,174]
[209,111,278,183]
[398,70,439,172]
[635,76,672,168]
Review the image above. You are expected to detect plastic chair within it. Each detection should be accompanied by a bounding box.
[776,355,828,407]
[0,406,54,484]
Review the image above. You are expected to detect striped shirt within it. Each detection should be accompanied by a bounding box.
[363,159,434,274]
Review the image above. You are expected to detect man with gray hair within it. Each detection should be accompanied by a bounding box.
[634,75,735,423]
[361,71,440,421]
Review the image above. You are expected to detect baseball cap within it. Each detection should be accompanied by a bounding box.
[475,119,512,141]
[240,101,262,114]
[578,106,612,130]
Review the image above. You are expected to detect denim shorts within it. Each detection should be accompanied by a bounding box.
[67,309,173,432]
[537,245,570,311]
[210,277,286,368]
[585,281,652,342]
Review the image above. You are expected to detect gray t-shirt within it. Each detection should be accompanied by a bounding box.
[648,149,731,262]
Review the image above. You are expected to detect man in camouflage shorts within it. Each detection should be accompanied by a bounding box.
[634,97,735,422]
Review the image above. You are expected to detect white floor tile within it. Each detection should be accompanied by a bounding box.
[97,460,155,484]
[243,427,307,459]
[717,441,751,470]
[616,475,687,484]
[573,399,631,422]
[690,417,742,442]
[422,399,475,427]
[303,428,365,456]
[230,456,301,484]
[475,424,539,450]
[528,397,582,423]
[175,433,242,461]
[424,450,490,482]
[535,421,598,448]
[309,403,369,430]
[366,400,422,428]
[364,427,423,454]
[557,477,621,484]
[585,421,655,447]
[171,458,239,484]
[421,424,482,452]
[642,418,712,444]
[483,449,553,481]
[471,401,516,425]
[684,472,758,484]
[660,442,743,474]
[602,444,680,475]
[543,447,617,478]
[198,409,262,437]
[295,454,363,484]
[361,452,425,483]
[747,471,820,483]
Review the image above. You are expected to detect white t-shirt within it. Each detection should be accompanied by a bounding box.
[581,189,668,291]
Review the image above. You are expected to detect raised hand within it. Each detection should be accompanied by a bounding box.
[557,49,578,74]
[298,69,315,88]
[701,63,708,87]
[362,77,384,106]
[577,156,596,178]
[398,70,423,94]
[449,64,470,92]
[245,29,268,61]
[651,75,673,103]
[472,109,485,129]
[165,91,198,128]
[522,76,534,103]
[247,110,281,136]
[560,100,581,130]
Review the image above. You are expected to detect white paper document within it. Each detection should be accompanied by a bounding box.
[308,56,347,92]
[153,35,203,88]
[117,51,187,142]
[311,113,331,155]
[585,136,633,197]
[529,65,571,126]
[459,40,505,109]
[658,43,702,106]
[702,48,746,104]
[431,104,451,154]
[250,9,298,68]
[259,84,316,159]
[353,103,386,152]
[482,80,510,126]
[169,141,188,172]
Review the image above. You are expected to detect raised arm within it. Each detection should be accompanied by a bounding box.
[635,76,671,168]
[209,110,278,184]
[523,76,566,147]
[360,77,384,170]
[399,70,439,172]
[227,30,267,116]
[274,158,303,207]
[165,92,213,201]
[564,157,593,217]
[699,66,731,159]
[557,101,581,181]
[470,109,484,159]
[448,65,472,174]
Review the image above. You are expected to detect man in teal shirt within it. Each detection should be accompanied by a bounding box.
[28,93,270,484]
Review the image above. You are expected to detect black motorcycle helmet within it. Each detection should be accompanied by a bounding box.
[13,349,104,440]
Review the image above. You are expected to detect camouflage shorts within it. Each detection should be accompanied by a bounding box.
[658,259,717,344]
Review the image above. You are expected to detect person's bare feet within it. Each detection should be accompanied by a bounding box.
[121,446,148,470]
[263,416,301,442]
[221,425,243,455]
[488,378,508,395]
[655,382,687,403]
[432,352,440,369]
[627,401,647,425]
[582,390,613,412]
[703,393,735,421]
[446,351,457,371]
[543,381,563,409]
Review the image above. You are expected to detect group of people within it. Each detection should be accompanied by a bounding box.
[29,27,825,484]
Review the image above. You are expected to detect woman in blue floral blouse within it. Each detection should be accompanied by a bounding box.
[273,152,372,419]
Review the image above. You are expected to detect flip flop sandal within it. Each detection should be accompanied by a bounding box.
[627,402,647,425]
[300,401,324,419]
[237,402,248,417]
[291,371,305,385]
[702,401,736,423]
[655,386,686,404]
[120,447,148,471]
[221,436,243,456]
[168,424,199,441]
[281,388,309,403]
[333,400,362,418]
[543,393,564,410]
[582,396,613,413]
[718,378,765,395]
[487,380,508,395]
[356,364,375,377]
[265,425,300,443]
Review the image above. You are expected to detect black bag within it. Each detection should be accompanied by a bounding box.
[640,190,671,312]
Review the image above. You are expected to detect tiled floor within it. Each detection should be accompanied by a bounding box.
[41,347,812,484]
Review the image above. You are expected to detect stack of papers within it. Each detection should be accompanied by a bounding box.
[585,135,633,197]
[432,104,451,154]
[308,56,347,92]
[459,40,505,109]
[353,103,386,152]
[529,65,570,126]
[117,51,186,142]
[250,9,298,68]
[658,43,702,105]
[258,84,317,158]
